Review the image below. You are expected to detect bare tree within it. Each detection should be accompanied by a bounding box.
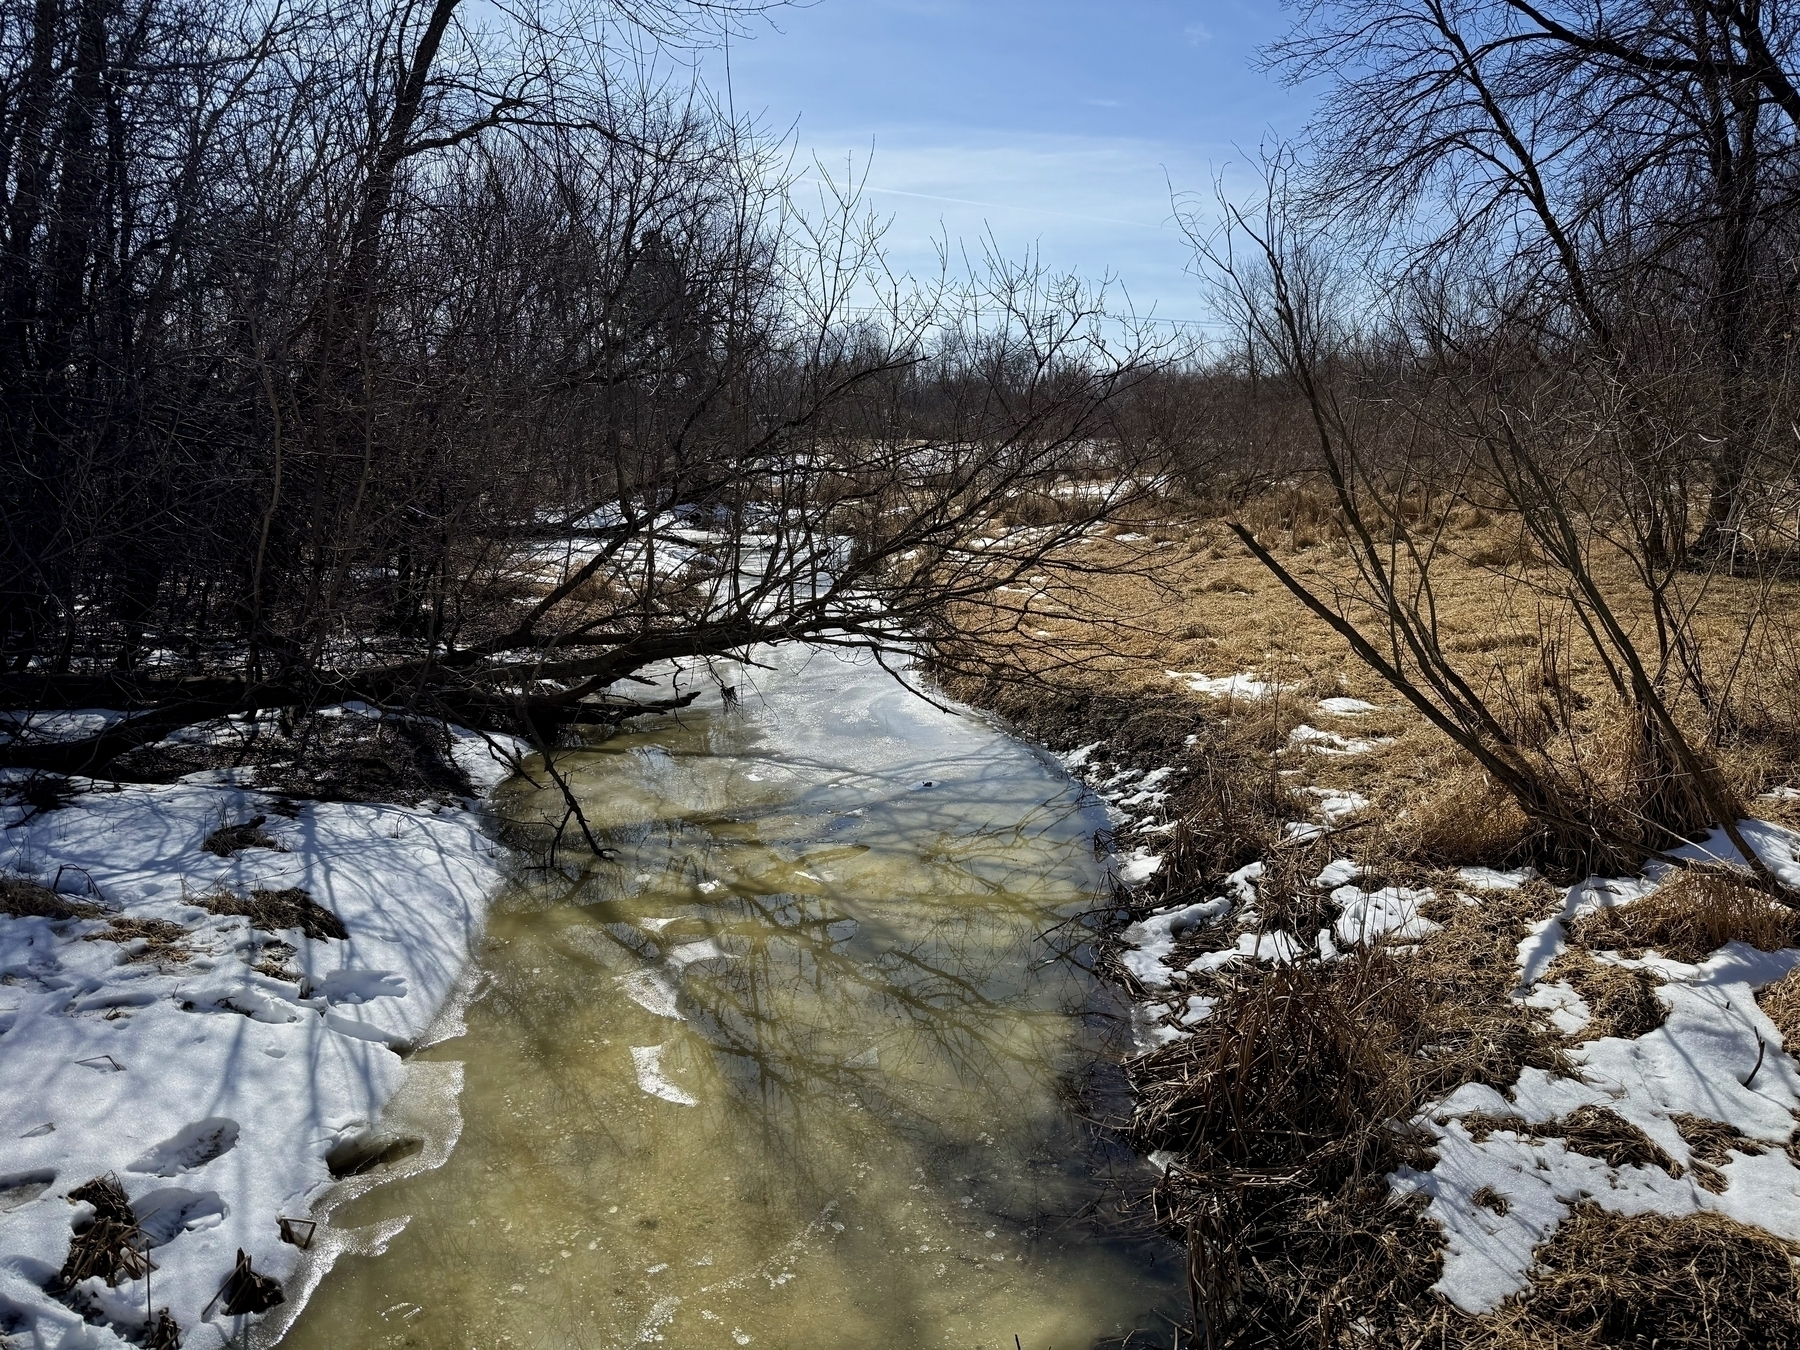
[0,0,1173,777]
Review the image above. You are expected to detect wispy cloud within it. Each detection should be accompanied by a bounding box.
[1185,22,1213,44]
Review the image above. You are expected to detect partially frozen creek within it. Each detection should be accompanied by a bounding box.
[280,647,1183,1349]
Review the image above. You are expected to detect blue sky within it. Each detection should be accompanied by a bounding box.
[690,1,1310,327]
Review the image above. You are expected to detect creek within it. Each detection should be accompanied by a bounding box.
[279,645,1183,1349]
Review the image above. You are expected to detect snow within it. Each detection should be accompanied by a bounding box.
[1118,900,1232,988]
[1521,980,1591,1034]
[1058,742,1102,771]
[1306,787,1370,825]
[1330,884,1438,946]
[630,1044,697,1107]
[1456,865,1534,891]
[1398,976,1800,1313]
[1287,724,1390,756]
[1317,697,1379,716]
[1114,849,1163,887]
[1314,858,1366,888]
[1397,817,1800,1314]
[1165,670,1272,701]
[0,734,518,1348]
[1185,930,1304,972]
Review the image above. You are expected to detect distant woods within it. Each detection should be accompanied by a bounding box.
[0,0,1174,767]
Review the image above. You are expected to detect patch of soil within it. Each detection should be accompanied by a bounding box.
[197,886,346,941]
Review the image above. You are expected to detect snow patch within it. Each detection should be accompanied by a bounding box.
[0,769,506,1349]
[1166,670,1272,701]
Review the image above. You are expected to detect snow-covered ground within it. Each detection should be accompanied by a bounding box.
[1395,823,1800,1314]
[0,721,518,1348]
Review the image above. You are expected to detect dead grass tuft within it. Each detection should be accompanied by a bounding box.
[1545,949,1668,1040]
[1463,526,1541,569]
[1395,764,1534,866]
[1131,883,1566,1346]
[1758,966,1800,1057]
[0,875,103,921]
[1670,1112,1767,1166]
[57,1175,152,1290]
[1138,953,1452,1346]
[201,814,285,858]
[1549,1105,1681,1174]
[1486,1204,1800,1349]
[1200,574,1252,594]
[82,917,191,965]
[1569,871,1800,963]
[197,886,347,941]
[1457,1105,1681,1174]
[1470,1184,1510,1216]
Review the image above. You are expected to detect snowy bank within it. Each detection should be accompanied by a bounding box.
[1395,820,1800,1314]
[0,725,516,1348]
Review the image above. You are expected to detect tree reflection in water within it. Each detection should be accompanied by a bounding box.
[280,685,1184,1350]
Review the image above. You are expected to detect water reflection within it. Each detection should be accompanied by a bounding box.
[281,652,1182,1350]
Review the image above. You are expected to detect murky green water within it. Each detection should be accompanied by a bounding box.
[279,649,1182,1349]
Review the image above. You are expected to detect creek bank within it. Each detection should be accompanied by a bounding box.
[0,708,521,1349]
[944,665,1800,1344]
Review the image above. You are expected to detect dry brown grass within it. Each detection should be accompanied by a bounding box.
[1133,952,1448,1347]
[1569,871,1800,963]
[940,482,1800,1346]
[1548,1105,1682,1174]
[82,917,191,965]
[197,886,347,941]
[1482,1205,1800,1349]
[56,1175,152,1290]
[201,814,284,857]
[1544,949,1668,1040]
[1670,1112,1768,1167]
[0,875,103,921]
[1130,876,1567,1346]
[949,480,1800,875]
[1756,966,1800,1055]
[1393,760,1535,866]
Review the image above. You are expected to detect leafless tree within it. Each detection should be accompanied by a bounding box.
[0,0,1174,774]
